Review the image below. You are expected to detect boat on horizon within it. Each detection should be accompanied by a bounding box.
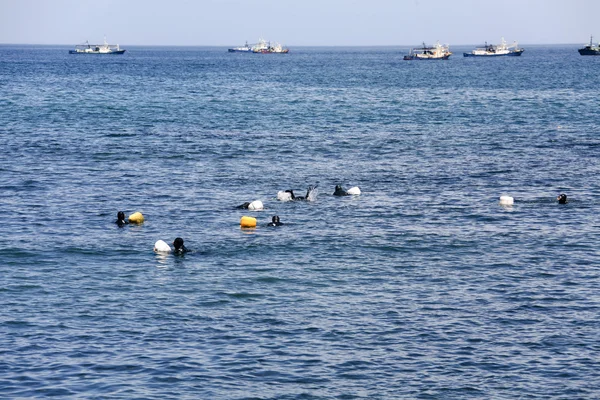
[404,41,451,60]
[69,38,125,54]
[228,41,252,52]
[463,38,524,57]
[578,35,600,55]
[253,40,289,53]
[228,38,289,54]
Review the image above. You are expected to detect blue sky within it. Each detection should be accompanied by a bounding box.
[1,0,598,46]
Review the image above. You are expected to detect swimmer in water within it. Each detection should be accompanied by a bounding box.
[333,185,349,196]
[173,237,189,253]
[237,202,251,209]
[557,194,568,204]
[267,216,283,226]
[116,211,127,227]
[294,185,317,201]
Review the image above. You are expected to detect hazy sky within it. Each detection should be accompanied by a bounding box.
[1,0,599,46]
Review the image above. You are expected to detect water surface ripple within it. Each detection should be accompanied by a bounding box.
[1,45,599,399]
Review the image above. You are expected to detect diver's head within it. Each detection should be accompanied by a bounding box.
[272,216,280,224]
[173,237,185,250]
[333,185,346,195]
[557,194,568,204]
[117,211,125,221]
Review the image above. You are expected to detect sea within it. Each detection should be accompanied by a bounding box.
[1,44,599,399]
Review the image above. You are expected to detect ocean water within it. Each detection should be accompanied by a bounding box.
[1,44,600,399]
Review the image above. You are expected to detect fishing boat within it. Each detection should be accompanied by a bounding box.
[251,38,269,53]
[463,38,524,57]
[252,39,289,53]
[228,41,252,52]
[253,41,289,53]
[228,38,289,54]
[404,41,451,60]
[578,35,600,55]
[69,38,125,54]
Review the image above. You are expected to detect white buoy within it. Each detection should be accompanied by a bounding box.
[277,191,293,201]
[248,200,264,210]
[154,240,172,252]
[499,195,514,206]
[346,186,361,195]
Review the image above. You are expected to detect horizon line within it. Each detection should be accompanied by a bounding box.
[0,41,587,47]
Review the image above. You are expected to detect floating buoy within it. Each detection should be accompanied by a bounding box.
[248,200,263,211]
[240,216,257,228]
[128,211,145,224]
[277,190,294,201]
[154,239,171,252]
[346,186,361,195]
[499,195,514,206]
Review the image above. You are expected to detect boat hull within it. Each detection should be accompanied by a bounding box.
[463,50,525,58]
[578,48,600,55]
[253,50,289,54]
[403,55,450,60]
[69,50,126,54]
[463,49,524,57]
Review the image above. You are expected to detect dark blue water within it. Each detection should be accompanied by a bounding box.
[1,44,600,399]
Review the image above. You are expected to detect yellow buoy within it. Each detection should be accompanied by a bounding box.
[128,211,145,224]
[240,216,257,228]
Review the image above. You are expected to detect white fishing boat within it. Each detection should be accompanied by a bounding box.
[69,37,125,54]
[251,38,269,53]
[404,41,451,60]
[228,38,289,54]
[464,38,524,57]
[228,41,252,52]
[254,41,289,53]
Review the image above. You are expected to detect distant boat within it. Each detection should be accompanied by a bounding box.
[228,38,289,54]
[253,40,289,53]
[463,38,524,57]
[69,38,125,54]
[404,41,451,60]
[578,35,600,55]
[228,41,252,53]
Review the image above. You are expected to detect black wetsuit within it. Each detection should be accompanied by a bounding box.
[333,185,349,196]
[557,194,568,204]
[267,216,283,226]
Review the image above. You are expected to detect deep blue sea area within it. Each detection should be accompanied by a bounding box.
[1,44,599,399]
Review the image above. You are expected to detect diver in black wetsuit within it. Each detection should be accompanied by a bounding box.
[116,211,127,227]
[237,202,251,209]
[294,185,316,201]
[173,237,189,253]
[333,185,349,196]
[557,194,568,204]
[267,216,283,226]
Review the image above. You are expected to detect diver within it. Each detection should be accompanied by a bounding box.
[173,237,189,253]
[333,184,361,196]
[115,211,128,227]
[267,216,283,226]
[557,194,568,204]
[333,185,349,196]
[294,185,317,201]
